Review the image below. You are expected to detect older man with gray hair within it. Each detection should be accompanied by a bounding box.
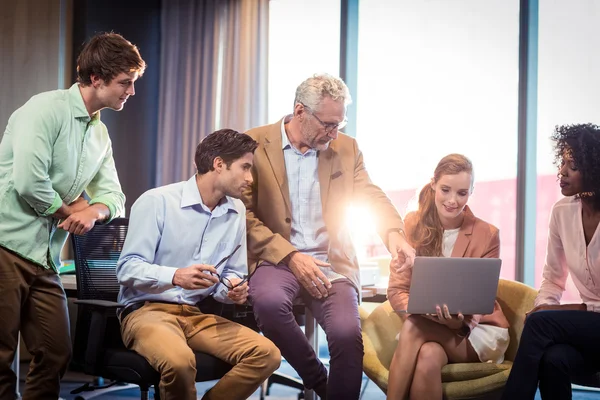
[242,73,415,399]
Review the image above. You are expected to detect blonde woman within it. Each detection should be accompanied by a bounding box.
[387,154,509,400]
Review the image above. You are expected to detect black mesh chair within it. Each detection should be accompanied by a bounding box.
[70,218,232,400]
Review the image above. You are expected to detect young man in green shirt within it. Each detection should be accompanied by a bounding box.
[0,32,146,399]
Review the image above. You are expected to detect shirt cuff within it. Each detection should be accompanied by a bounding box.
[89,198,117,221]
[586,303,600,312]
[41,192,63,216]
[157,266,178,289]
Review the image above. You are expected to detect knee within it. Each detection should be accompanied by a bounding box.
[44,335,72,373]
[540,345,570,374]
[327,321,363,356]
[253,337,282,376]
[158,350,197,384]
[414,342,445,378]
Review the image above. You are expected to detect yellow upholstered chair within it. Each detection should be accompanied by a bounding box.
[360,279,537,399]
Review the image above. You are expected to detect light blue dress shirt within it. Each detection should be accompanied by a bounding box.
[280,117,344,282]
[117,176,246,307]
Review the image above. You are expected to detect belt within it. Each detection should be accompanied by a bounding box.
[118,299,211,323]
[118,298,254,323]
[118,302,146,323]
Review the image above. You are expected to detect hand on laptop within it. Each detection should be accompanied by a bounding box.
[422,304,466,330]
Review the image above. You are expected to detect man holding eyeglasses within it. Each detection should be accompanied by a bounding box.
[242,73,415,399]
[116,129,280,400]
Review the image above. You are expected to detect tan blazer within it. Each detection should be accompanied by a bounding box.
[387,206,509,331]
[242,118,404,289]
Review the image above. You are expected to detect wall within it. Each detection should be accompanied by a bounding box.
[0,0,71,134]
[72,0,161,214]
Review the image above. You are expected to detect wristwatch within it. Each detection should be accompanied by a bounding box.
[387,227,406,239]
[455,323,470,338]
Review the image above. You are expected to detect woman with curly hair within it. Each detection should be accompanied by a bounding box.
[502,123,600,400]
[387,154,509,400]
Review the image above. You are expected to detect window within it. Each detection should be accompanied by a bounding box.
[268,0,341,122]
[536,0,600,302]
[356,0,520,280]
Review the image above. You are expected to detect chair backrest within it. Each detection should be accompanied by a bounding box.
[71,218,129,302]
[495,279,537,361]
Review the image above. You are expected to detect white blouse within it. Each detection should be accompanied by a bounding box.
[536,196,600,312]
[442,228,461,257]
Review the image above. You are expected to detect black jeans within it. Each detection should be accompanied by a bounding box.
[502,309,600,400]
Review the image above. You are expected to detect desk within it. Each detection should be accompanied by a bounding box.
[362,282,388,303]
[61,274,77,296]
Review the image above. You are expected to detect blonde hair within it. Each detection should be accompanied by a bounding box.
[410,154,473,256]
[293,73,352,112]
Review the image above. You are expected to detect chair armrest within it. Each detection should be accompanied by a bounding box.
[74,299,122,309]
[74,300,124,374]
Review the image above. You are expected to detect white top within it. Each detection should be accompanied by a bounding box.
[442,228,461,257]
[536,196,600,312]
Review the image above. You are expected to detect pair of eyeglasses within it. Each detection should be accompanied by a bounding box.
[209,245,248,290]
[301,103,348,133]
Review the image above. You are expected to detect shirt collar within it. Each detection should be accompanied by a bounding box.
[281,115,292,150]
[68,83,101,126]
[180,175,239,215]
[280,114,316,155]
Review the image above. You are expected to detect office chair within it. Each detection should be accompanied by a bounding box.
[70,218,232,400]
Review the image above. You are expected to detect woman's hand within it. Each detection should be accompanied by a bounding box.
[422,304,465,330]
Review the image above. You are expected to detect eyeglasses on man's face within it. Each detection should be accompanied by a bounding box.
[301,103,347,133]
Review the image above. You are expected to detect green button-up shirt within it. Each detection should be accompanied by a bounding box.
[0,83,125,271]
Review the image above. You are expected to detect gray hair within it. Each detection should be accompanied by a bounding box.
[293,73,352,112]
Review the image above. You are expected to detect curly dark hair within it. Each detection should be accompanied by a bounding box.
[552,123,600,210]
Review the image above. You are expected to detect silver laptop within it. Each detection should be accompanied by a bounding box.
[404,257,501,315]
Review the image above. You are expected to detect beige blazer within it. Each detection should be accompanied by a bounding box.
[387,206,509,331]
[242,118,404,289]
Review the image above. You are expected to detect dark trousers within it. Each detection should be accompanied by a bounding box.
[0,246,71,400]
[502,310,600,400]
[248,262,363,400]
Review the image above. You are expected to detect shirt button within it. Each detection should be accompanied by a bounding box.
[285,218,291,223]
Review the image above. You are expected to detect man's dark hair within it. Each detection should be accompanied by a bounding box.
[195,129,258,174]
[552,123,600,210]
[77,32,146,85]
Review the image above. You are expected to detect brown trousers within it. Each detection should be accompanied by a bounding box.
[0,246,71,400]
[120,302,281,400]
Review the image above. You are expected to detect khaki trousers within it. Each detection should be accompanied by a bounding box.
[0,246,71,400]
[120,302,280,400]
